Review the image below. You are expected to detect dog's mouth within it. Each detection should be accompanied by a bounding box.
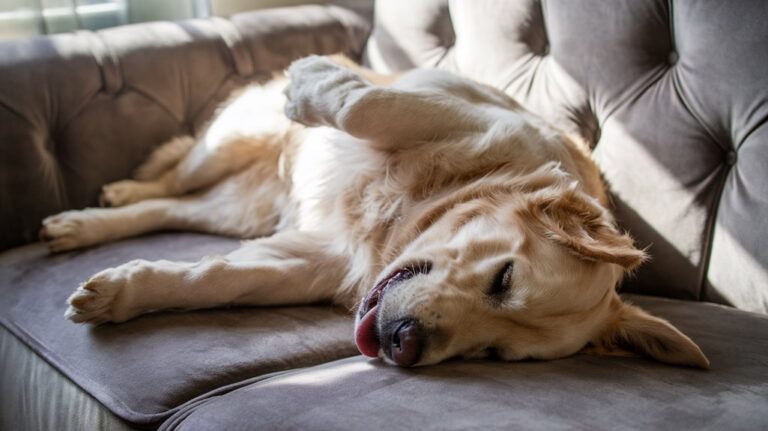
[354,261,432,358]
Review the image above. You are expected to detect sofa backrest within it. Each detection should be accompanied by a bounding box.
[363,0,768,313]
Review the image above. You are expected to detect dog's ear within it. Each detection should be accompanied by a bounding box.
[526,183,647,270]
[588,302,709,368]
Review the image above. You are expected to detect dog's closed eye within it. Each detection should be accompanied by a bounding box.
[486,261,514,301]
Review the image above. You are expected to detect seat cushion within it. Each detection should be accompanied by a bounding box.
[160,295,768,431]
[0,233,358,427]
[0,325,138,431]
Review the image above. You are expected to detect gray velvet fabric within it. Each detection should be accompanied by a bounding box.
[0,2,371,251]
[0,233,358,426]
[0,326,137,431]
[363,0,768,313]
[162,295,768,431]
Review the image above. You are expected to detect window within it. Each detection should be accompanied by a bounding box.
[0,0,325,41]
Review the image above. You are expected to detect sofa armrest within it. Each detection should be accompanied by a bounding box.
[0,2,372,251]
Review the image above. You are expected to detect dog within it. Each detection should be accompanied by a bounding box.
[39,55,709,368]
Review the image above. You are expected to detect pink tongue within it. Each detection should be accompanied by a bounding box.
[354,305,380,357]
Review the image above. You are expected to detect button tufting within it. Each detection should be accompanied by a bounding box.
[725,150,738,166]
[668,51,679,65]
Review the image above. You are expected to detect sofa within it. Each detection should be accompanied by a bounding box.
[1,0,767,429]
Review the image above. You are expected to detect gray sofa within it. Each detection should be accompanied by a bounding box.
[1,1,767,430]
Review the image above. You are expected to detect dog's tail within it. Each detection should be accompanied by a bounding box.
[133,135,196,181]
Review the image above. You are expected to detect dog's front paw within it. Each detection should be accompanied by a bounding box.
[40,210,103,253]
[65,261,146,324]
[284,55,364,126]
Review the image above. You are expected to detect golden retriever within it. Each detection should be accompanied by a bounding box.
[40,55,708,368]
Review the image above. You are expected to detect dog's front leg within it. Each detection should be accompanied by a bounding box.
[284,56,487,149]
[66,231,345,324]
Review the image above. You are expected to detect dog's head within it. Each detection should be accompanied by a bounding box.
[354,166,709,368]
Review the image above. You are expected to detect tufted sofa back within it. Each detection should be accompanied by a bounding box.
[363,0,768,313]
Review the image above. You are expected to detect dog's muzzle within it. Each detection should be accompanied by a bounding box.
[382,318,423,367]
[354,262,431,366]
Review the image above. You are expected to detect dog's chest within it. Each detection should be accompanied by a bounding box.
[288,128,403,253]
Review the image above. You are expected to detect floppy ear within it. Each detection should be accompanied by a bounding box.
[590,303,710,368]
[527,183,647,270]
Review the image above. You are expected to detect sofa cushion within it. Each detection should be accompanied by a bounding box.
[364,0,768,314]
[0,233,358,426]
[160,295,768,431]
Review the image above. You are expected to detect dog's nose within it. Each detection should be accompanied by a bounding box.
[388,319,423,367]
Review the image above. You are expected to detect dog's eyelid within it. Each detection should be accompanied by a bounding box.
[486,261,514,299]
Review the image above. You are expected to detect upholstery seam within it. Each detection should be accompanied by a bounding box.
[696,161,730,302]
[593,0,679,127]
[499,0,548,100]
[210,16,251,77]
[432,2,455,69]
[736,116,768,150]
[667,0,728,301]
[187,72,238,135]
[667,3,725,152]
[668,72,726,302]
[124,84,184,124]
[91,30,123,94]
[0,98,35,129]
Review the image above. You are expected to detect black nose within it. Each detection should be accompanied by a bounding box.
[387,319,423,367]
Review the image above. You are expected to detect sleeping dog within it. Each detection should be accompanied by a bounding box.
[40,55,709,368]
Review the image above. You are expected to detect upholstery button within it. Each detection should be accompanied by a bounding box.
[668,51,679,65]
[725,150,738,166]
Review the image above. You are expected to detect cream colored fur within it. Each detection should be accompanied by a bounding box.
[40,56,708,368]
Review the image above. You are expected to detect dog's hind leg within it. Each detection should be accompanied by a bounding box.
[42,157,290,252]
[97,136,193,207]
[99,134,281,207]
[100,82,291,207]
[65,230,345,323]
[133,135,197,181]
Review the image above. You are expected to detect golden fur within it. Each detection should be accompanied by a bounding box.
[40,55,708,368]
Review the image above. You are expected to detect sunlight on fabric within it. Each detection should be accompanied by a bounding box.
[708,221,768,313]
[593,120,705,266]
[264,360,373,387]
